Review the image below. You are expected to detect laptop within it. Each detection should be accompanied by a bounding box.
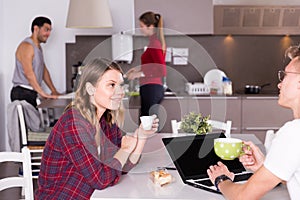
[162,132,253,194]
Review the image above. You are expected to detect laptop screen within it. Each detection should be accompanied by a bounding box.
[162,133,246,180]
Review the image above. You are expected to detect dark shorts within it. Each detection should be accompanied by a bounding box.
[10,86,38,108]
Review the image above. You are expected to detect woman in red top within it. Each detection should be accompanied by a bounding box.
[126,11,167,117]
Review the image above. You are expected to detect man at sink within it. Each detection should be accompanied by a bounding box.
[207,45,300,199]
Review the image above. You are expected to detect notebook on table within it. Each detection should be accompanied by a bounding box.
[162,133,253,194]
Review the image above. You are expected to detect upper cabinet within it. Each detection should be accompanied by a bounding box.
[134,0,213,35]
[214,5,300,35]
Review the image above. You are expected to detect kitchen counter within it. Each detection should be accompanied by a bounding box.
[124,93,280,111]
[37,93,280,110]
[161,93,279,100]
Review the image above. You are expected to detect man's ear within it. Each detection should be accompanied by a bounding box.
[33,25,39,32]
[86,82,96,95]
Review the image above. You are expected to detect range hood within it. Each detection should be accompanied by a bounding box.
[214,5,300,35]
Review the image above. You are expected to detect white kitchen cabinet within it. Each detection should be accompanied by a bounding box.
[134,0,213,35]
[241,97,293,142]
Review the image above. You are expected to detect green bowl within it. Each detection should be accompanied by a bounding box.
[214,138,243,160]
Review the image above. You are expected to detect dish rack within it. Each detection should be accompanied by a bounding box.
[185,82,210,95]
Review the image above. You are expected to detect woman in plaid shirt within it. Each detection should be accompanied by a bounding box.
[35,58,159,199]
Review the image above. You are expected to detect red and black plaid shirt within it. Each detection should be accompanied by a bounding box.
[35,108,135,199]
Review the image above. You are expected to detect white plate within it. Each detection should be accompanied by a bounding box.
[204,69,227,86]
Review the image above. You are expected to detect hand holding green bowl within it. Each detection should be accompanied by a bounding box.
[214,138,249,160]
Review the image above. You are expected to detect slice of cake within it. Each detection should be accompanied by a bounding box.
[150,169,172,186]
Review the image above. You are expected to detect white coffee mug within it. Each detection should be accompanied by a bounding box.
[140,115,155,130]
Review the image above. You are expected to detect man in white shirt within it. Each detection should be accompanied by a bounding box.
[207,46,300,200]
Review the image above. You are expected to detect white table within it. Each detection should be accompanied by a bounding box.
[91,134,290,200]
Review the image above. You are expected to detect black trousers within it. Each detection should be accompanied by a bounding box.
[140,84,164,116]
[10,86,38,108]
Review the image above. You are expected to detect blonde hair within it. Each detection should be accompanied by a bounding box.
[139,11,166,53]
[292,56,300,72]
[67,58,124,128]
[285,44,300,60]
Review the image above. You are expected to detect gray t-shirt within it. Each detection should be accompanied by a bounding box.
[12,37,44,87]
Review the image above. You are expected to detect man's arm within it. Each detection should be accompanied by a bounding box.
[218,165,282,200]
[43,65,60,95]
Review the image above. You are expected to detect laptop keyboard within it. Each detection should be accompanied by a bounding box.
[194,179,214,186]
[194,172,253,187]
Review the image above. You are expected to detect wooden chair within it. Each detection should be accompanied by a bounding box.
[16,104,51,179]
[0,147,34,200]
[171,119,232,137]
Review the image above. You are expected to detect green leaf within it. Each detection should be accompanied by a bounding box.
[180,112,212,135]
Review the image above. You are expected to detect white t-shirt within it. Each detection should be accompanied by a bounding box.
[264,119,300,200]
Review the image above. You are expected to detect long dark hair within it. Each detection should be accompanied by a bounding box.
[139,11,166,53]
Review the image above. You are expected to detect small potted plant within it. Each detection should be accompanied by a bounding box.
[180,112,212,135]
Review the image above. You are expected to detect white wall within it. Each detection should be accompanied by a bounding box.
[0,0,134,151]
[0,0,5,150]
[213,0,300,5]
